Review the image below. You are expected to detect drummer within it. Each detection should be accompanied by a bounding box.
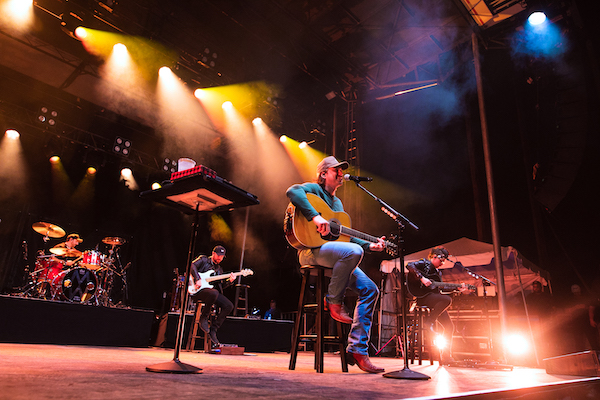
[51,233,83,268]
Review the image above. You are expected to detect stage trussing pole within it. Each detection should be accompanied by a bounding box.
[237,207,250,280]
[472,32,508,360]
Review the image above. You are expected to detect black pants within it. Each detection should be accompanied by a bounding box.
[192,288,234,330]
[417,292,453,339]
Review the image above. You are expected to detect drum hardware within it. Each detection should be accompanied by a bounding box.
[16,233,129,307]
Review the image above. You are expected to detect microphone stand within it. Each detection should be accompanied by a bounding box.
[349,181,428,380]
[457,264,510,369]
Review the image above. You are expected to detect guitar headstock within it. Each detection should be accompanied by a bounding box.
[385,241,398,257]
[241,268,254,276]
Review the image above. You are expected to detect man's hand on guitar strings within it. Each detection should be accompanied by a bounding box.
[312,214,331,236]
[369,236,386,252]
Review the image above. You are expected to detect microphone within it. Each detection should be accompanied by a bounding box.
[343,174,373,182]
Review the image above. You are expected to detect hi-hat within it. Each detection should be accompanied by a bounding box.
[102,237,126,246]
[50,247,82,257]
[32,222,66,238]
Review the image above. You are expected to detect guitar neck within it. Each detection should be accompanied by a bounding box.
[206,271,243,282]
[338,226,379,244]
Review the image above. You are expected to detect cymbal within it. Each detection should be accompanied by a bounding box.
[102,237,126,246]
[32,222,65,238]
[50,247,82,257]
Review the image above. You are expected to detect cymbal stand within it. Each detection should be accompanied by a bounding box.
[348,181,427,380]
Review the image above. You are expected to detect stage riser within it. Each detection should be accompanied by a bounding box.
[0,295,154,347]
[154,312,294,353]
[544,350,600,376]
[435,378,600,399]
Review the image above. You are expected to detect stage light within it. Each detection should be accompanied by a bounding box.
[504,334,529,355]
[120,165,138,190]
[252,117,263,126]
[162,157,178,174]
[60,8,87,40]
[299,141,308,149]
[5,129,20,139]
[113,136,132,157]
[433,334,447,350]
[151,182,161,190]
[75,26,87,39]
[528,11,547,26]
[37,106,58,127]
[1,0,33,30]
[194,88,206,100]
[159,66,172,77]
[87,166,97,175]
[222,101,233,110]
[279,135,288,143]
[49,155,60,163]
[113,43,127,55]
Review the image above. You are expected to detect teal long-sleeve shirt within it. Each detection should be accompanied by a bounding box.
[286,182,371,250]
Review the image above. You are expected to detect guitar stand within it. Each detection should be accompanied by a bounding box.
[348,181,428,380]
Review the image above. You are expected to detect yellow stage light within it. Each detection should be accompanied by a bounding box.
[151,182,162,190]
[279,135,288,143]
[299,141,308,149]
[252,117,262,126]
[221,101,233,110]
[87,167,97,175]
[194,88,206,100]
[121,167,132,177]
[49,155,60,163]
[75,27,87,39]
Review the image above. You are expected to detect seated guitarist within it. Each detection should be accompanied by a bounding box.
[406,246,470,364]
[286,156,386,373]
[190,245,235,347]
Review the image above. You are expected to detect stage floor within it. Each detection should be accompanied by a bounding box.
[0,343,597,399]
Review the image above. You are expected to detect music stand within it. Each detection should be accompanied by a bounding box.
[141,173,259,373]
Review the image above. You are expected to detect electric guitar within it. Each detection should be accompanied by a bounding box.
[407,272,475,298]
[284,193,398,256]
[188,268,253,295]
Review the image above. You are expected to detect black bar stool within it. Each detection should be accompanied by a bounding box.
[409,303,436,365]
[289,265,348,373]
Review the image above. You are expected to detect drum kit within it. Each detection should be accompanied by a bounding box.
[23,222,129,307]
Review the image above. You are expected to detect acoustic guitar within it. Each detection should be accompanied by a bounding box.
[284,193,398,256]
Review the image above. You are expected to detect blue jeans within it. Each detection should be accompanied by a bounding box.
[299,242,379,355]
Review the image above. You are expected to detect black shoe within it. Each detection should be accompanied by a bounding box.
[199,316,209,333]
[209,328,220,346]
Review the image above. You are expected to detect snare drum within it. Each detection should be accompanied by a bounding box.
[81,250,104,270]
[35,258,65,283]
[51,268,98,303]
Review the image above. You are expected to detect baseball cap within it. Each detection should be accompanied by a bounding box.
[212,245,226,256]
[66,233,83,243]
[316,156,349,175]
